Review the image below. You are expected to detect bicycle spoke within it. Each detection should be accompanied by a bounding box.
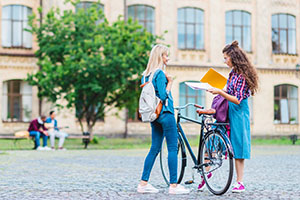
[200,130,233,195]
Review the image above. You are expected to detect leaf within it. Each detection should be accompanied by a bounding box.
[27,0,163,133]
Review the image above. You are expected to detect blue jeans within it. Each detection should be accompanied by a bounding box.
[29,131,48,148]
[141,112,178,184]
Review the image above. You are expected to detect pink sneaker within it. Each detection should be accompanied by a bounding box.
[197,172,212,191]
[232,182,245,193]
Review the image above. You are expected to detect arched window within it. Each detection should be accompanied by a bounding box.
[76,1,104,12]
[2,5,32,48]
[179,82,205,120]
[225,10,251,52]
[274,84,298,124]
[272,14,296,54]
[128,5,155,34]
[178,7,204,50]
[2,80,32,122]
[76,1,104,25]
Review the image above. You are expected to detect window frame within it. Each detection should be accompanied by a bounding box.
[1,5,32,49]
[177,7,205,50]
[75,1,104,12]
[225,10,252,52]
[274,84,298,124]
[179,81,206,121]
[127,4,155,34]
[3,80,22,122]
[272,13,297,55]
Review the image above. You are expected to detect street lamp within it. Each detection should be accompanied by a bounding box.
[296,63,300,71]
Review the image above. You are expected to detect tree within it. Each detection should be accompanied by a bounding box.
[27,0,160,138]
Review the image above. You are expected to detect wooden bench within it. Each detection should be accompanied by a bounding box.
[0,132,91,149]
[0,133,35,148]
[67,135,90,149]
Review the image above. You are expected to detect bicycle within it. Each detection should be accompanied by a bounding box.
[160,103,234,195]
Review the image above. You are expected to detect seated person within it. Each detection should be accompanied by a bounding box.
[28,115,50,150]
[45,111,67,150]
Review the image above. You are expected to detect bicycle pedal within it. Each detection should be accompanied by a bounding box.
[184,180,194,184]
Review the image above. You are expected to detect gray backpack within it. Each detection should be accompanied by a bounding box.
[139,70,162,122]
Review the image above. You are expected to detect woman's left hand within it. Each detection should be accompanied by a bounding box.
[207,87,222,95]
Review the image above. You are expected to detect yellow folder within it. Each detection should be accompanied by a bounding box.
[200,68,227,89]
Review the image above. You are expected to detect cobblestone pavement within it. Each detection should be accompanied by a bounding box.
[0,145,299,200]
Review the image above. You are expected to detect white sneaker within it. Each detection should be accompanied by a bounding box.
[36,146,44,151]
[137,183,159,193]
[58,147,67,151]
[169,184,190,194]
[43,146,51,151]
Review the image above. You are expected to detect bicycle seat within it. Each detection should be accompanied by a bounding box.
[196,108,216,115]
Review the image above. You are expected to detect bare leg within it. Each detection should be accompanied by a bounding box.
[235,159,244,182]
[170,183,177,188]
[139,180,148,186]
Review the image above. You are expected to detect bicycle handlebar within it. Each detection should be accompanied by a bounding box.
[175,103,204,110]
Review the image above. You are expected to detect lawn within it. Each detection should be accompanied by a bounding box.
[0,135,298,150]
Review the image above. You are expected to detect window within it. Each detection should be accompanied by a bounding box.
[272,14,296,54]
[128,5,155,34]
[274,84,298,124]
[178,7,204,50]
[2,5,32,48]
[75,1,104,24]
[179,82,205,120]
[76,1,104,12]
[226,10,251,52]
[2,80,32,122]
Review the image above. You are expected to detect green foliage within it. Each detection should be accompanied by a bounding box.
[91,135,100,144]
[26,0,160,134]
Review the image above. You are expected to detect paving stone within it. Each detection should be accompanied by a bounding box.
[0,146,299,199]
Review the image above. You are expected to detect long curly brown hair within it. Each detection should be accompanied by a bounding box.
[223,41,258,95]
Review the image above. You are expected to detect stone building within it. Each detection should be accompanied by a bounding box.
[0,0,299,137]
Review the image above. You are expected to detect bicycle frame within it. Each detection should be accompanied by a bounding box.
[176,104,232,171]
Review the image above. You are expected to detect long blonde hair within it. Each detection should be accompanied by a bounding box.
[143,44,169,76]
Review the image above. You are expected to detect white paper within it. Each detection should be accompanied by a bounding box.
[185,82,213,90]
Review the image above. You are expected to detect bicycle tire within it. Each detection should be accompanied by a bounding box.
[199,129,233,195]
[160,134,186,185]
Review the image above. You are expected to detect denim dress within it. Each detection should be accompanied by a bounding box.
[227,70,251,159]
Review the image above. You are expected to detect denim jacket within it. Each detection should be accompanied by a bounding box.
[45,117,59,131]
[141,69,174,114]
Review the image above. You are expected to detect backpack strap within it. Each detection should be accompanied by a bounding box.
[149,68,160,82]
[140,69,161,88]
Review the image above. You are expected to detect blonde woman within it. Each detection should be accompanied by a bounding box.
[137,44,190,194]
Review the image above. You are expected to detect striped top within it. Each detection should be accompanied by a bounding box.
[226,69,250,102]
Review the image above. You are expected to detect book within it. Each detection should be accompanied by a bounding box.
[200,68,227,89]
[185,82,213,90]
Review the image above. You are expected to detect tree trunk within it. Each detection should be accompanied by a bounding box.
[124,108,128,138]
[88,124,94,141]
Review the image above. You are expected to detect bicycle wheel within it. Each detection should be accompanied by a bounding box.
[199,130,233,195]
[160,134,186,185]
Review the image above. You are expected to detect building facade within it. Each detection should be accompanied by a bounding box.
[0,0,300,137]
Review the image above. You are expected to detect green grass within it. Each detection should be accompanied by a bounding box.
[251,137,300,145]
[0,136,298,150]
[0,137,152,150]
